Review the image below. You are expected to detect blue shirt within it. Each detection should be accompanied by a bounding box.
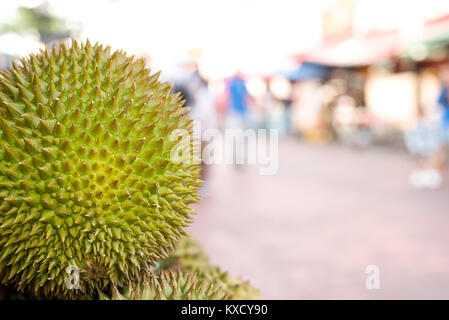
[228,76,248,115]
[438,87,449,127]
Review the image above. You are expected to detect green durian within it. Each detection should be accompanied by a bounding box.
[100,270,232,300]
[159,236,259,300]
[0,40,201,297]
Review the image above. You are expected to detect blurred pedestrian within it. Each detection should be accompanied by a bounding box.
[171,57,201,108]
[226,72,249,129]
[225,72,250,168]
[190,75,218,197]
[407,64,449,189]
[437,65,449,149]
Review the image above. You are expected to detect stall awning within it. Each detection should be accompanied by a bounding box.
[422,13,449,41]
[404,14,449,59]
[277,62,329,81]
[304,30,401,67]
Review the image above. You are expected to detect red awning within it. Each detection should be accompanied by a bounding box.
[304,29,401,67]
[423,13,449,40]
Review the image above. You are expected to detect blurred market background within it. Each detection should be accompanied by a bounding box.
[2,0,449,299]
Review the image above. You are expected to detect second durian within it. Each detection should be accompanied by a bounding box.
[159,236,259,300]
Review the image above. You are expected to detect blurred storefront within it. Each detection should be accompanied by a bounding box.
[283,8,449,148]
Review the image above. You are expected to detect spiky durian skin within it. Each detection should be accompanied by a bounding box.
[0,271,231,300]
[0,40,201,297]
[100,270,232,300]
[160,237,259,300]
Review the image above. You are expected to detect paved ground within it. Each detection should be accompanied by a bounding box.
[188,137,449,299]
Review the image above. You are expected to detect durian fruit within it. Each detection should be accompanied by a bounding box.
[100,270,232,300]
[159,236,259,300]
[0,40,201,298]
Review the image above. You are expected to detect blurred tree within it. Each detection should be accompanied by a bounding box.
[0,4,73,44]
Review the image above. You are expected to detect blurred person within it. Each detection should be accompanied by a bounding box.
[320,97,336,142]
[226,71,250,128]
[245,78,268,130]
[171,59,217,195]
[190,75,218,197]
[429,64,449,185]
[290,80,324,141]
[405,110,444,189]
[247,95,267,130]
[225,72,250,168]
[211,79,229,129]
[332,95,357,144]
[280,98,293,135]
[266,97,288,134]
[171,57,201,108]
[259,84,275,130]
[437,65,449,150]
[406,65,449,189]
[332,95,372,148]
[268,76,292,135]
[191,76,217,132]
